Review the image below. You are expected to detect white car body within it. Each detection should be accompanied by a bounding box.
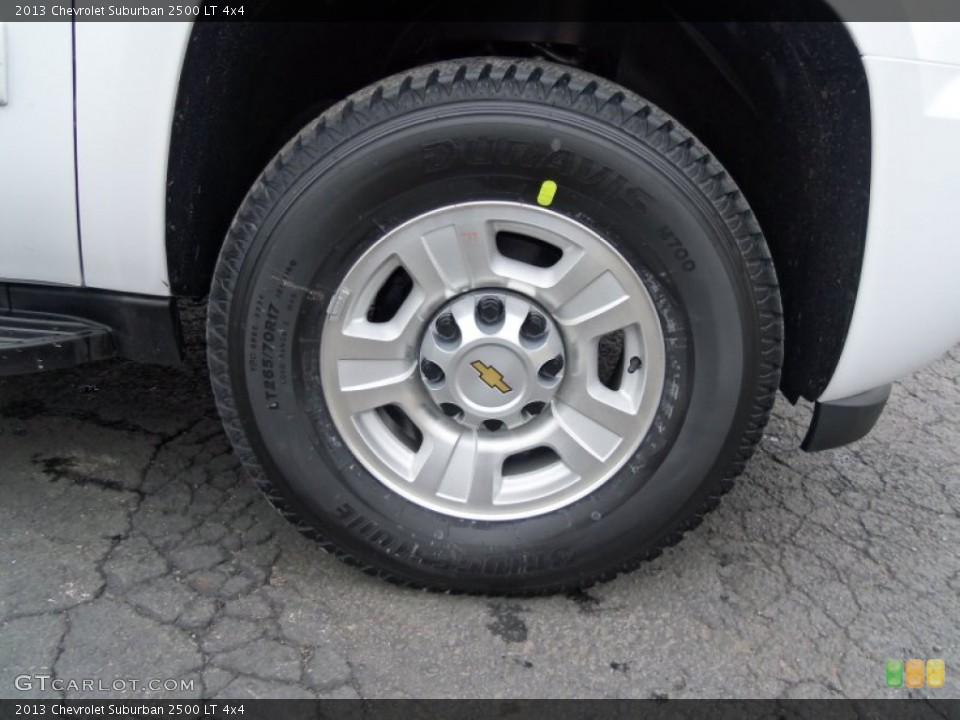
[1,18,959,407]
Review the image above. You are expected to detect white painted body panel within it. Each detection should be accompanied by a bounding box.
[0,22,80,286]
[821,26,960,401]
[842,22,960,66]
[74,22,191,295]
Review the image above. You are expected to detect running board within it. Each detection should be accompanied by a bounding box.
[0,309,115,376]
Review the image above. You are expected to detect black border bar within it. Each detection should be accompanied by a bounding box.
[2,700,960,719]
[4,0,960,22]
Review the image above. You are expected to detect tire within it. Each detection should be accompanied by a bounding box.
[207,58,783,595]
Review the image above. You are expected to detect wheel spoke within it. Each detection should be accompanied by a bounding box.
[538,248,604,307]
[408,429,460,495]
[543,423,605,478]
[553,269,635,342]
[467,439,506,506]
[453,215,499,288]
[553,265,630,324]
[393,225,457,298]
[432,431,480,502]
[416,432,506,505]
[393,216,500,295]
[575,295,636,339]
[547,399,627,476]
[337,320,415,361]
[337,358,419,414]
[556,383,637,438]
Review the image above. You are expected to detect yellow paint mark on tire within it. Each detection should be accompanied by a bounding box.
[537,180,558,207]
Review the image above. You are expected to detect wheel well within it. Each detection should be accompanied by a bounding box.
[166,13,870,402]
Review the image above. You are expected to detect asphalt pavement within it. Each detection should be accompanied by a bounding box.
[1,302,957,699]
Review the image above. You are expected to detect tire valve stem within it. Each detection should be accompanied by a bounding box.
[627,356,643,373]
[537,179,558,207]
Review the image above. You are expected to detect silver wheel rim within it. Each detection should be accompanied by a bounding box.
[320,201,665,520]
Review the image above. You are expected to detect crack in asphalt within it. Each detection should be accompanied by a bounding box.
[0,301,957,699]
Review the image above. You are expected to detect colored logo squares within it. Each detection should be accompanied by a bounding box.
[886,658,945,688]
[886,659,904,687]
[906,659,925,688]
[928,659,946,688]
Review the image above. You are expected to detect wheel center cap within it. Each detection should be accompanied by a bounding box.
[418,290,565,430]
[456,345,527,411]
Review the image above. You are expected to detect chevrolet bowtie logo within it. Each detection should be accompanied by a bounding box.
[471,360,512,394]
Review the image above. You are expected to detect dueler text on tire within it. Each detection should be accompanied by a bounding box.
[207,59,784,594]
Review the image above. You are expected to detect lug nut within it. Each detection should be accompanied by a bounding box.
[539,355,564,380]
[520,312,548,341]
[475,296,504,325]
[434,313,460,342]
[421,359,445,383]
[523,401,546,417]
[440,403,463,419]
